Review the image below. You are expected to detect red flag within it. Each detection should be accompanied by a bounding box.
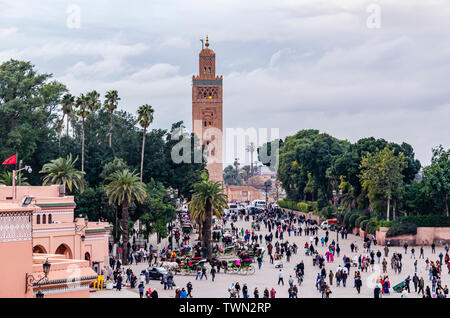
[2,154,17,165]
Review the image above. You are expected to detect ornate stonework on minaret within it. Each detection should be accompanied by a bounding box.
[192,36,223,183]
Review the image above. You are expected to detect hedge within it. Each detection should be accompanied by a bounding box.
[278,199,317,213]
[349,213,360,228]
[386,222,417,237]
[398,215,450,227]
[343,211,353,227]
[297,202,309,213]
[379,220,393,227]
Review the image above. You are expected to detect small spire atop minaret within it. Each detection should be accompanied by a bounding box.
[205,35,209,47]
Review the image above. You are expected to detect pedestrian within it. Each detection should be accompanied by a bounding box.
[278,269,284,285]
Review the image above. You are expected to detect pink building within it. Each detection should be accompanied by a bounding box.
[0,185,111,298]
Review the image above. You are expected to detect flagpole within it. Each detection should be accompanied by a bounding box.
[14,152,17,201]
[12,169,16,201]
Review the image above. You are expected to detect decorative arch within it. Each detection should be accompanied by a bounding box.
[33,245,47,254]
[55,244,73,259]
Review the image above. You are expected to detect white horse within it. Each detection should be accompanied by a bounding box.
[160,261,179,271]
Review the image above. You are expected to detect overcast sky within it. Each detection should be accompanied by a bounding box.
[1,0,449,166]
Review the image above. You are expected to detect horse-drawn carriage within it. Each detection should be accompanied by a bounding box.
[225,258,255,275]
[178,257,207,275]
[215,245,235,258]
[182,222,193,234]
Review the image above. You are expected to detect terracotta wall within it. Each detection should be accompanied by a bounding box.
[376,227,450,246]
[0,240,33,298]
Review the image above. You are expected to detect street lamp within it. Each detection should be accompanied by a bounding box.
[12,163,32,201]
[26,258,51,295]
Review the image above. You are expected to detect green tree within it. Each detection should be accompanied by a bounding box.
[105,169,147,265]
[137,104,155,182]
[40,154,85,193]
[423,146,450,216]
[360,147,407,221]
[189,172,228,259]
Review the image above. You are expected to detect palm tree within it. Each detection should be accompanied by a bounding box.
[58,94,75,147]
[86,90,101,114]
[0,171,30,186]
[105,169,147,265]
[104,90,120,147]
[40,154,85,192]
[137,104,155,182]
[76,94,89,172]
[189,171,228,259]
[246,142,256,177]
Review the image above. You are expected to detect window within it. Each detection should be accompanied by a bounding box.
[204,67,206,74]
[42,214,46,224]
[48,214,52,224]
[208,67,211,73]
[36,215,40,225]
[204,121,207,127]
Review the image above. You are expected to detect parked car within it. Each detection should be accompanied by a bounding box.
[147,267,168,280]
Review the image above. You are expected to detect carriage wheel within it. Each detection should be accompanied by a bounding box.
[247,266,255,275]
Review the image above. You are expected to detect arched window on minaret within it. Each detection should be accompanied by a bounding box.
[208,67,211,73]
[204,67,207,74]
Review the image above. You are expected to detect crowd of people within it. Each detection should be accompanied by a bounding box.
[98,202,449,298]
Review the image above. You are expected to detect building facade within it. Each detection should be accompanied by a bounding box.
[0,185,110,297]
[192,36,223,183]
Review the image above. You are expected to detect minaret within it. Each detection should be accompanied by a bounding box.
[192,36,223,183]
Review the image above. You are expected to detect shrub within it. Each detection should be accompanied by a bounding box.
[309,201,318,213]
[343,211,353,227]
[319,205,338,219]
[386,222,417,237]
[365,219,378,234]
[297,202,309,213]
[359,219,369,231]
[355,215,369,228]
[349,213,360,228]
[379,220,393,227]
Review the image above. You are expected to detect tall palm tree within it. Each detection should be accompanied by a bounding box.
[76,94,89,172]
[86,90,101,114]
[0,171,30,186]
[137,104,155,182]
[105,169,147,265]
[40,154,85,192]
[189,171,228,259]
[104,90,120,148]
[58,94,74,148]
[246,142,256,177]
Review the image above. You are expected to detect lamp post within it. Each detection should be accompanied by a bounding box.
[26,258,51,297]
[12,164,32,201]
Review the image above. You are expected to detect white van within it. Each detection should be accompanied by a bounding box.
[252,200,266,208]
[227,203,239,214]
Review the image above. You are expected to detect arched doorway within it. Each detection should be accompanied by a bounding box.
[55,244,73,259]
[33,245,47,254]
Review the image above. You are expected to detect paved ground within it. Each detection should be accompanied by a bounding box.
[91,217,449,298]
